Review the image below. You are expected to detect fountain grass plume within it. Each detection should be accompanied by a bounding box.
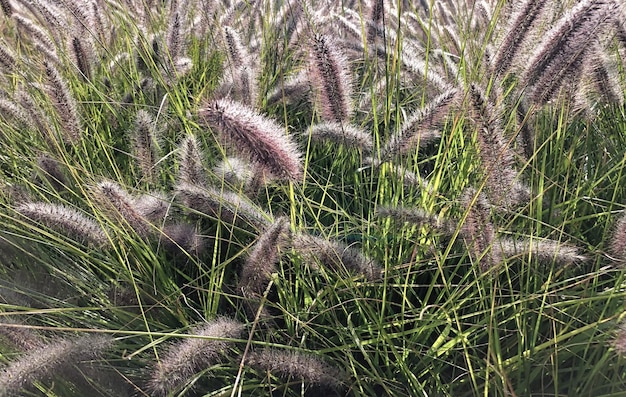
[15,201,109,247]
[213,156,256,188]
[247,348,346,390]
[0,318,44,351]
[132,110,159,184]
[91,181,152,238]
[380,88,458,160]
[306,122,373,152]
[199,99,302,182]
[238,217,290,298]
[492,0,551,77]
[609,211,626,265]
[308,33,353,123]
[0,40,15,71]
[366,0,384,45]
[147,317,245,397]
[522,0,618,104]
[166,11,182,60]
[292,233,382,281]
[159,222,207,256]
[36,153,67,192]
[496,237,587,266]
[460,188,499,273]
[175,182,272,230]
[469,84,523,209]
[70,36,92,80]
[265,71,311,108]
[133,191,169,224]
[177,134,208,186]
[611,321,626,356]
[43,61,82,144]
[0,334,114,397]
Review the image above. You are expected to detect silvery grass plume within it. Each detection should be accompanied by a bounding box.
[222,26,258,105]
[0,318,44,351]
[376,206,456,235]
[400,42,452,93]
[147,318,245,397]
[36,154,67,192]
[0,334,114,397]
[292,233,382,281]
[177,134,208,186]
[132,191,169,224]
[175,182,272,230]
[308,33,353,123]
[460,188,499,273]
[43,61,82,144]
[15,88,51,140]
[13,14,60,64]
[305,122,373,152]
[246,349,346,391]
[15,201,109,247]
[495,237,587,266]
[579,49,623,108]
[0,98,30,128]
[132,110,160,184]
[238,217,290,307]
[609,211,626,265]
[0,40,15,71]
[611,320,626,356]
[521,0,619,104]
[91,181,152,238]
[366,0,385,46]
[159,222,207,256]
[379,88,458,161]
[492,0,551,77]
[69,35,94,81]
[469,84,528,209]
[265,72,312,108]
[199,99,303,182]
[213,156,257,189]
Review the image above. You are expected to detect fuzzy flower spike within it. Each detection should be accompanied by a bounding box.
[199,99,303,182]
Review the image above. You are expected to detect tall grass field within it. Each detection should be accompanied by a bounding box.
[0,0,626,396]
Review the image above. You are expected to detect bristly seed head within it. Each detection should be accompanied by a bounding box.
[198,99,303,182]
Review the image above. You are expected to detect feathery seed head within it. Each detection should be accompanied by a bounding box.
[147,318,244,396]
[612,321,626,356]
[159,222,207,256]
[0,335,114,397]
[609,212,626,264]
[460,188,499,272]
[198,99,303,182]
[247,349,346,390]
[91,181,152,237]
[132,110,160,183]
[16,202,108,247]
[292,233,382,280]
[306,122,373,152]
[213,156,255,187]
[496,237,587,266]
[238,217,291,297]
[308,34,353,123]
[36,154,67,192]
[175,182,272,230]
[177,134,208,185]
[43,62,82,144]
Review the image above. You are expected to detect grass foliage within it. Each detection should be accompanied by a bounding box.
[0,0,626,396]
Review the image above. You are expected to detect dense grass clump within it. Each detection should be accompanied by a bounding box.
[0,0,626,396]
